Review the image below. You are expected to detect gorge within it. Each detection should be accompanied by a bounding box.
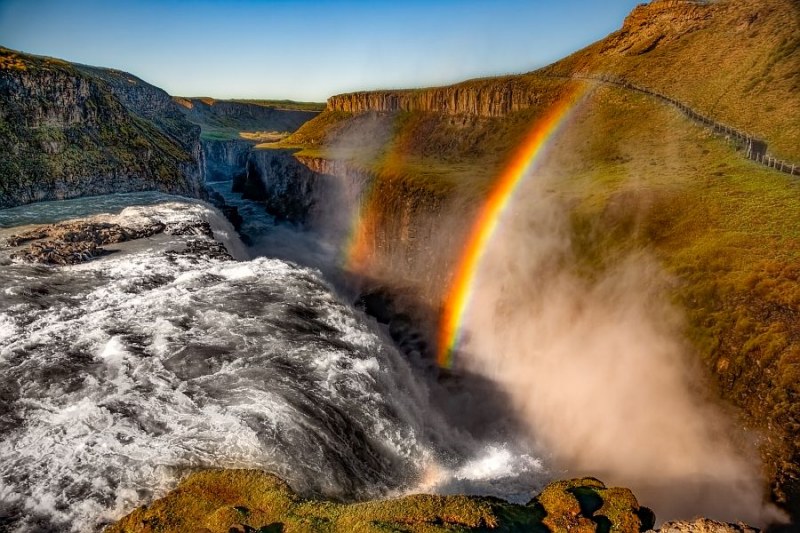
[1,0,799,531]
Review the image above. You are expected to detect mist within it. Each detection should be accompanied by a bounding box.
[280,104,786,525]
[457,171,779,524]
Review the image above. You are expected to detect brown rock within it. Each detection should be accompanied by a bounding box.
[658,518,760,532]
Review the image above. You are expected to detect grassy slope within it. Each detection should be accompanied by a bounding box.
[555,85,800,502]
[544,0,800,161]
[282,0,800,511]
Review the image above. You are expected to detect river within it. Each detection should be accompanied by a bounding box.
[0,190,543,532]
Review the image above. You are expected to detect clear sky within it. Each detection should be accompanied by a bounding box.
[0,0,642,101]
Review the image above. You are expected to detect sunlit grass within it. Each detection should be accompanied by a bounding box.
[108,470,651,533]
[286,82,800,501]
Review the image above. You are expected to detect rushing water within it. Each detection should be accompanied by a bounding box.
[0,192,544,532]
[0,192,197,229]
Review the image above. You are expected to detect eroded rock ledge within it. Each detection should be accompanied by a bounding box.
[326,76,567,118]
[2,217,228,265]
[107,472,661,533]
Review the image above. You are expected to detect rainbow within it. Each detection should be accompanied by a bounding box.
[437,81,592,368]
[342,183,377,272]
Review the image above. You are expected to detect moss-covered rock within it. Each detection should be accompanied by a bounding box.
[107,470,655,533]
[530,477,655,533]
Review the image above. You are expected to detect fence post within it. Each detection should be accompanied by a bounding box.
[580,73,798,177]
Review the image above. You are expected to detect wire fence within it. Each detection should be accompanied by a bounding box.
[555,73,799,177]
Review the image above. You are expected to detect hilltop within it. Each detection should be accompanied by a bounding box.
[543,0,799,161]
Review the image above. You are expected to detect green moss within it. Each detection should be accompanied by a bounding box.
[108,471,650,533]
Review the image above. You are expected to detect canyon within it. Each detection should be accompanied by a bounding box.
[0,0,798,530]
[234,0,800,523]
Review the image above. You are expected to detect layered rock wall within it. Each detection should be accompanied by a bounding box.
[202,139,254,182]
[234,150,321,223]
[327,77,566,117]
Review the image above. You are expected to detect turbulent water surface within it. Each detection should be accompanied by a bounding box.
[0,192,543,532]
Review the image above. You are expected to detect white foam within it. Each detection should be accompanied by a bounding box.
[0,200,550,531]
[413,445,546,504]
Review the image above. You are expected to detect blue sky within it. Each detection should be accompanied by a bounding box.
[0,0,642,101]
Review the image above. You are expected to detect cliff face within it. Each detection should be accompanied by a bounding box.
[283,155,470,358]
[233,149,321,223]
[298,156,456,290]
[326,77,566,118]
[0,47,205,208]
[76,65,202,151]
[175,98,322,186]
[202,139,253,182]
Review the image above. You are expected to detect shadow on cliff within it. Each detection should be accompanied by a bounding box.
[346,275,537,448]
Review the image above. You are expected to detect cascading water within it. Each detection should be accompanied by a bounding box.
[0,193,544,532]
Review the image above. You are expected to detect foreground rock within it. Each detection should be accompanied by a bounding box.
[658,518,760,532]
[3,216,227,265]
[108,472,655,533]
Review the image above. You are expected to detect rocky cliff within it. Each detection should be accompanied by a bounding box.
[77,65,202,152]
[202,139,253,182]
[0,47,205,208]
[326,76,567,117]
[233,149,322,223]
[297,155,457,292]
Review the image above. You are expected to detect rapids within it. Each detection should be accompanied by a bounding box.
[0,192,543,532]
